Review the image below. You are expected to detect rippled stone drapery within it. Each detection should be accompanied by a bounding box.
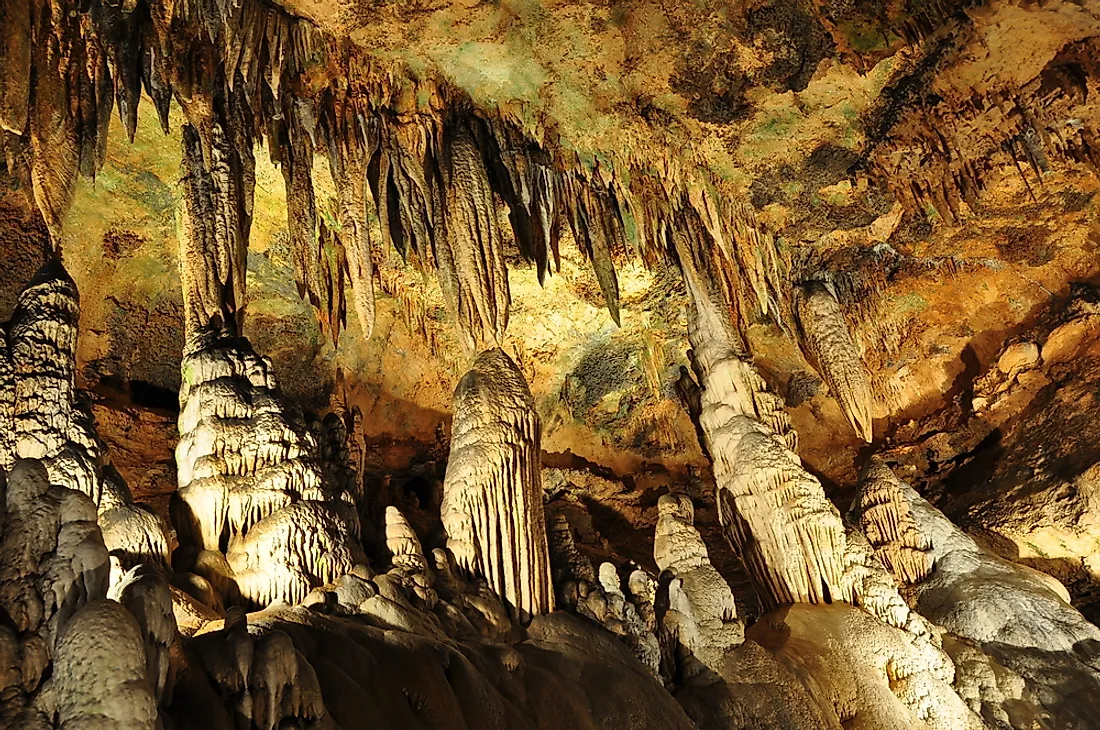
[441,348,553,621]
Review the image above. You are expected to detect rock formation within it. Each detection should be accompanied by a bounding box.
[5,0,1100,727]
[173,329,363,607]
[441,348,553,621]
[851,457,935,585]
[0,260,166,576]
[795,281,875,442]
[653,492,743,676]
[674,222,855,609]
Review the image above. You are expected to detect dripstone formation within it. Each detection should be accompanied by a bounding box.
[441,348,553,622]
[3,0,1100,727]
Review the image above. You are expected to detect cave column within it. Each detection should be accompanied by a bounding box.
[673,218,854,609]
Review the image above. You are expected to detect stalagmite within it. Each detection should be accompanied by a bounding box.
[385,505,431,577]
[441,348,553,621]
[653,493,743,676]
[795,281,875,442]
[851,456,934,584]
[108,564,178,704]
[673,221,854,609]
[173,330,363,607]
[547,513,661,674]
[0,261,168,572]
[53,600,158,730]
[0,459,167,729]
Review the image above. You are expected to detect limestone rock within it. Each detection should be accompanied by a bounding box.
[851,457,934,585]
[654,493,743,677]
[795,281,875,442]
[173,330,362,608]
[53,600,158,730]
[441,348,553,621]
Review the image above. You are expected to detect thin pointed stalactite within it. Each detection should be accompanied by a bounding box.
[321,89,376,339]
[277,97,320,315]
[484,122,558,284]
[794,281,875,442]
[672,207,854,610]
[368,116,440,265]
[558,172,623,326]
[441,348,554,622]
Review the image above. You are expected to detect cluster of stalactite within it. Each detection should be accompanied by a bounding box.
[0,0,802,354]
[867,21,1100,223]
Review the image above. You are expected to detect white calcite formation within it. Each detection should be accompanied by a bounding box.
[173,330,362,607]
[0,261,167,575]
[653,493,744,677]
[889,466,1100,727]
[794,281,875,442]
[675,229,854,609]
[440,348,553,621]
[851,457,935,585]
[0,459,164,730]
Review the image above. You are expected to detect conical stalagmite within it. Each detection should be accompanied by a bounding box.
[795,281,875,442]
[673,219,854,609]
[851,456,934,584]
[441,348,553,620]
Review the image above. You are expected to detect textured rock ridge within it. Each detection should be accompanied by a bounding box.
[851,456,934,585]
[173,330,363,607]
[441,348,553,621]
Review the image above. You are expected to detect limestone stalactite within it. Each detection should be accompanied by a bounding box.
[437,121,511,351]
[321,92,376,339]
[441,348,554,621]
[795,281,874,442]
[178,116,250,335]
